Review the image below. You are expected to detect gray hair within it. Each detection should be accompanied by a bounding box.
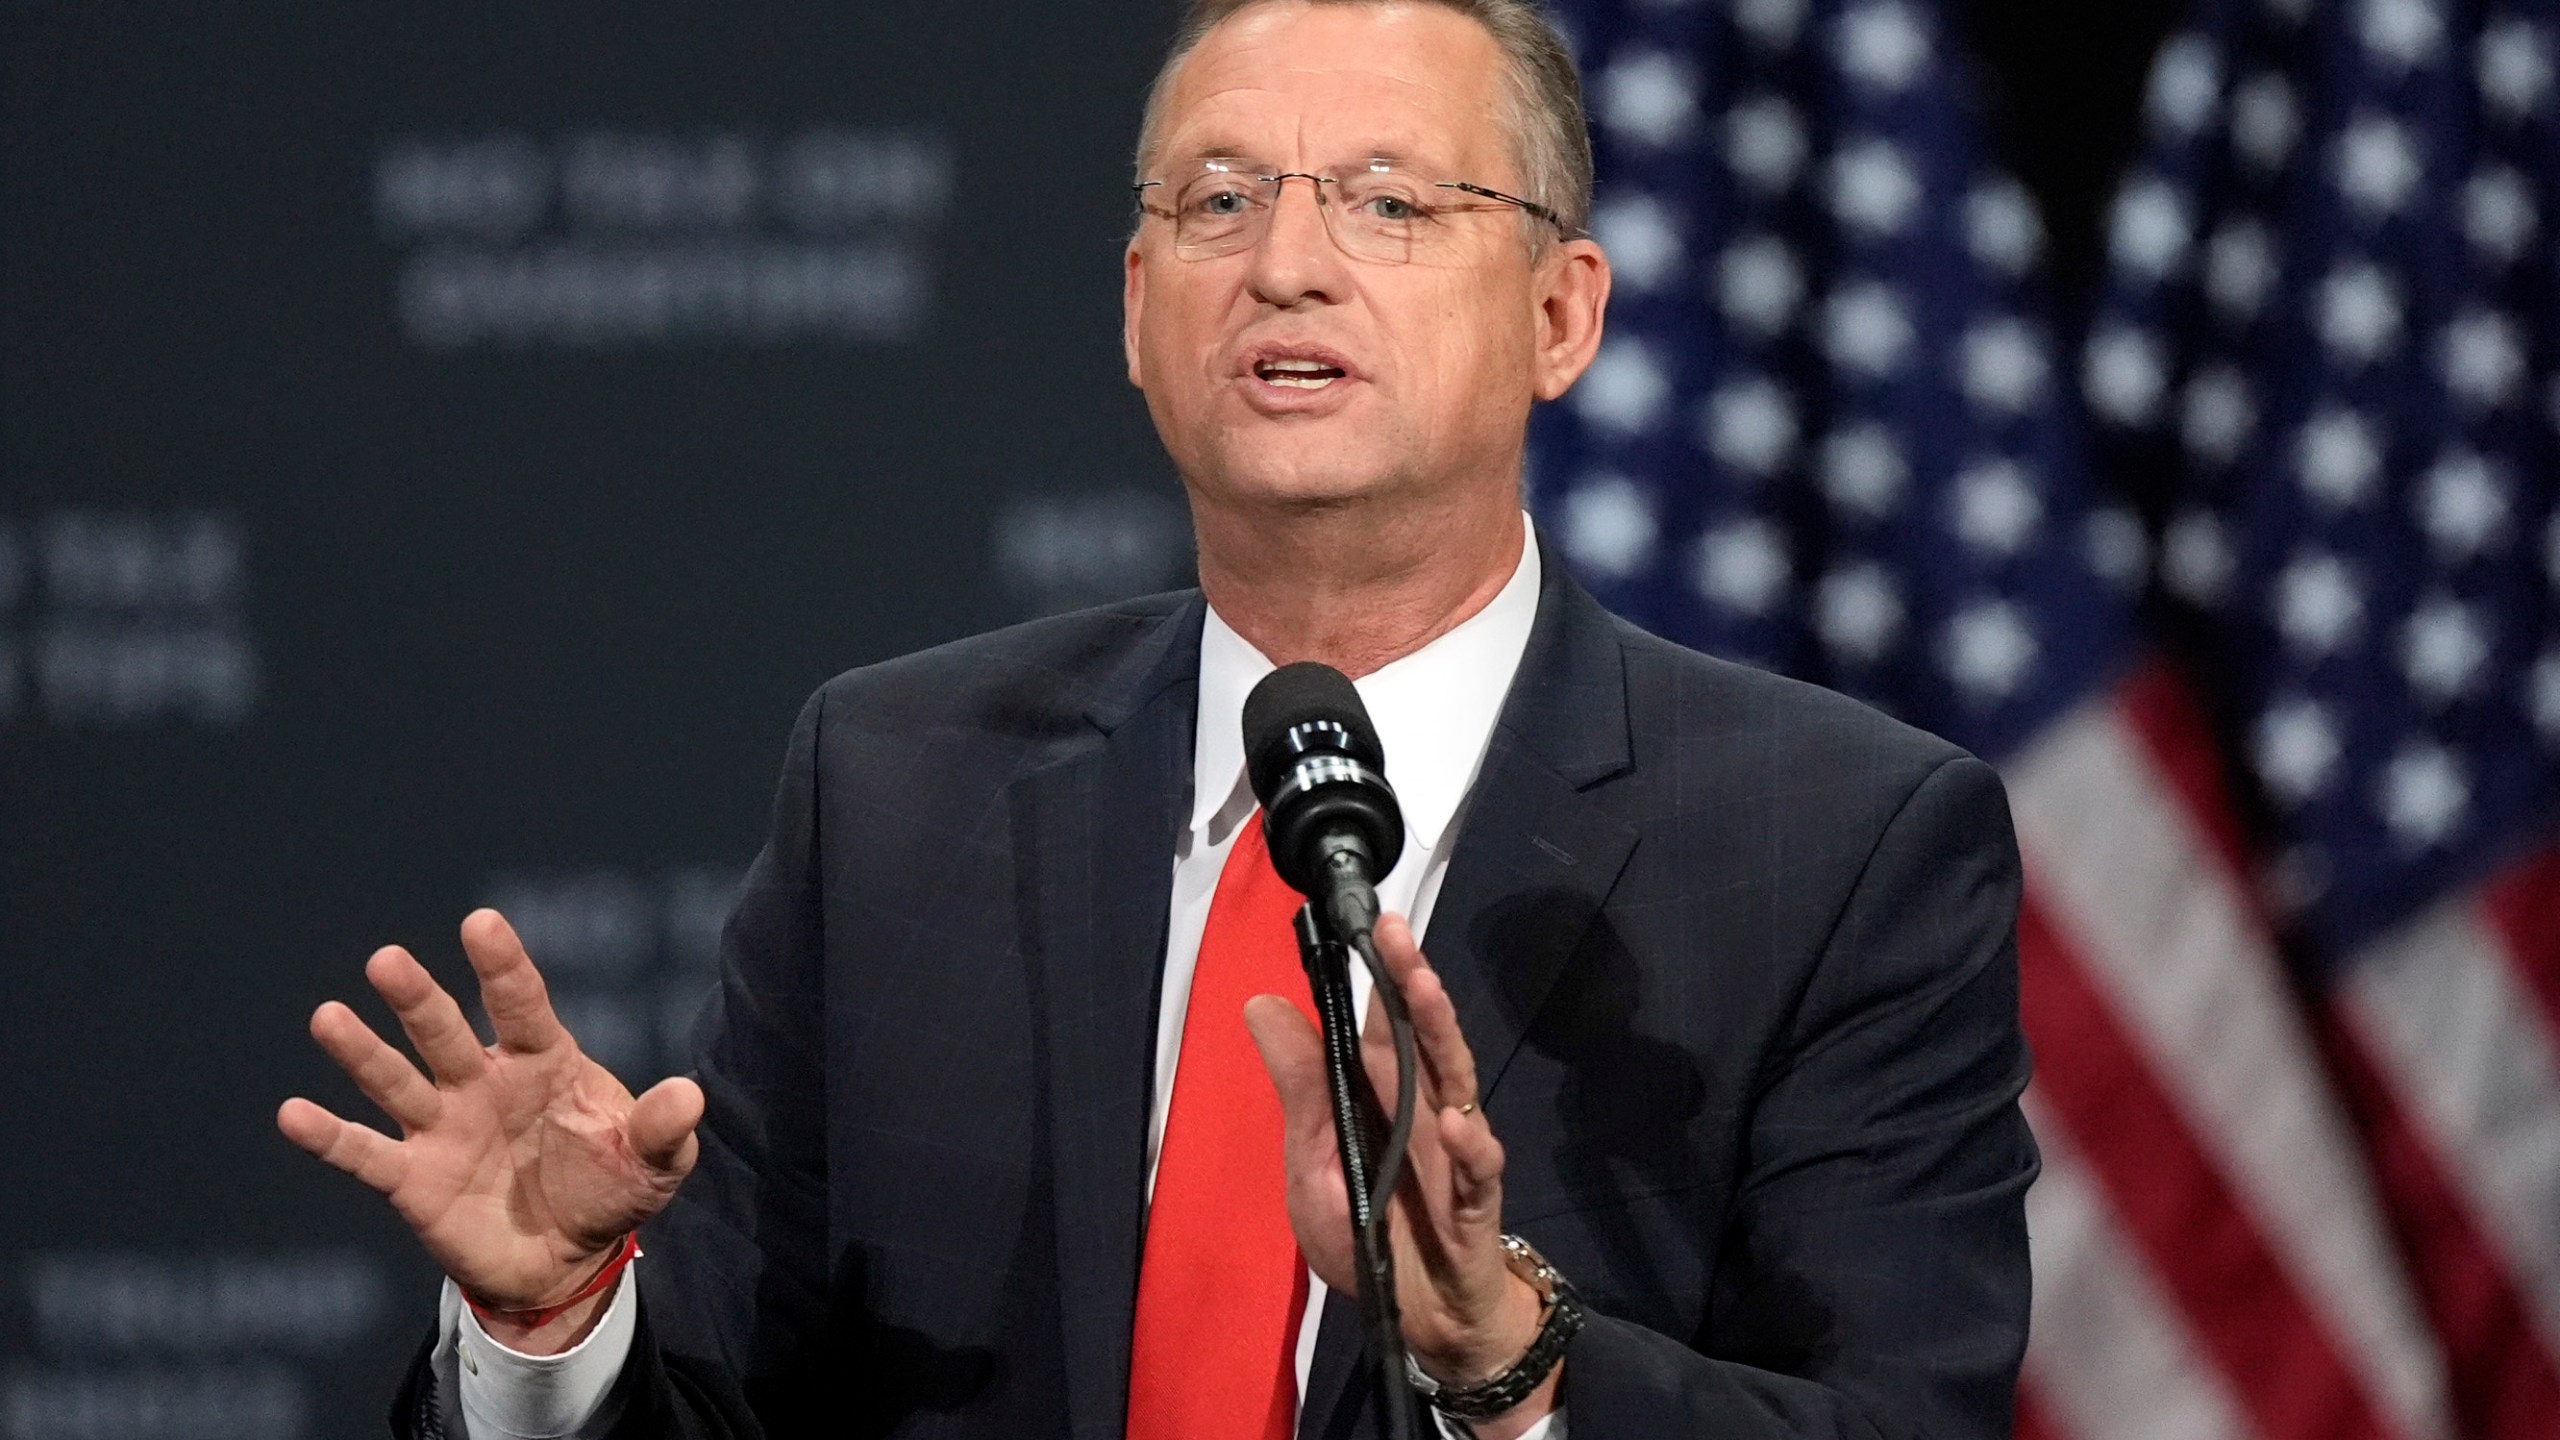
[1134,0,1595,240]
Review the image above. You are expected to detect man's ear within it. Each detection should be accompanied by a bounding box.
[1123,240,1147,390]
[1530,238,1611,403]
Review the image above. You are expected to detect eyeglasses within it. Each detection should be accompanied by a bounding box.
[1131,158,1572,264]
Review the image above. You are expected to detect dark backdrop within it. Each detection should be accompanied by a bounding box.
[1,4,2170,1435]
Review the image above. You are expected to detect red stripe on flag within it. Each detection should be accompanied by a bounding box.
[2013,1378,2070,1440]
[2317,1000,2560,1439]
[2481,844,2560,1050]
[2116,659,2560,1437]
[2018,884,2398,1440]
[2115,659,2256,886]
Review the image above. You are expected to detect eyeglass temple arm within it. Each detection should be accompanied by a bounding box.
[1434,180,1571,235]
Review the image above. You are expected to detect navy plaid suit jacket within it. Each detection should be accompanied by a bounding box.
[400,541,2036,1439]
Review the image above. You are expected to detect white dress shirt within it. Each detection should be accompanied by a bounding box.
[450,521,1560,1440]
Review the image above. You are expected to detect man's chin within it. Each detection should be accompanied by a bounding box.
[1194,452,1405,512]
[1211,407,1419,486]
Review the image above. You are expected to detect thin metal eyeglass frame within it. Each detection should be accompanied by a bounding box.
[1129,169,1576,259]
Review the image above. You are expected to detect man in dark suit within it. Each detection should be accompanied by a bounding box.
[280,2,2037,1436]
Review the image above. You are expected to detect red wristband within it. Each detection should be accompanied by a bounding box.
[462,1232,641,1332]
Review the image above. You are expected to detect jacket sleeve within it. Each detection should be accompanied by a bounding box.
[391,686,835,1440]
[1558,754,2039,1439]
[617,681,837,1437]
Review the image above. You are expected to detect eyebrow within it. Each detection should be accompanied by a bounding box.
[1159,144,1445,173]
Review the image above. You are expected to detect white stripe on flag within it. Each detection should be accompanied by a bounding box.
[2007,696,2450,1440]
[2341,898,2560,1357]
[2022,1091,2253,1440]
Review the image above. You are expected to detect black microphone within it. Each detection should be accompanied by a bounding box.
[1243,661,1406,942]
[1242,659,1425,1440]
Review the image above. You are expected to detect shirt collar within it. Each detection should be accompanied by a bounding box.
[1190,519,1542,850]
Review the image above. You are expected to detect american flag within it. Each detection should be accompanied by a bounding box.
[1531,1,2559,1438]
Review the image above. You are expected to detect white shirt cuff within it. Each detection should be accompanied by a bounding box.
[440,1260,639,1440]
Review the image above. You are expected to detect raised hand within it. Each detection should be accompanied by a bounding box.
[1243,912,1558,1438]
[277,908,703,1350]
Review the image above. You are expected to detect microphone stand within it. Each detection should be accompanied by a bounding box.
[1294,904,1425,1440]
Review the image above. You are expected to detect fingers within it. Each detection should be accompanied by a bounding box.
[276,1097,409,1195]
[628,1076,705,1176]
[1244,994,1336,1150]
[308,1001,441,1132]
[1359,984,1404,1116]
[367,945,489,1085]
[1357,916,1429,1117]
[1369,914,1483,1117]
[1366,914,1508,1241]
[1436,1104,1506,1221]
[1381,915,1484,1120]
[460,909,569,1056]
[1351,921,1461,1238]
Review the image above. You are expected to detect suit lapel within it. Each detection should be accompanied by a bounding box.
[1415,543,1640,1119]
[1013,598,1203,1440]
[1300,552,1642,1438]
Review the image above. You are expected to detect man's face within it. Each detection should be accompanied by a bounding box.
[1123,1,1606,517]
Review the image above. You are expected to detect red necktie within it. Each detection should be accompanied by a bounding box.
[1126,815,1315,1440]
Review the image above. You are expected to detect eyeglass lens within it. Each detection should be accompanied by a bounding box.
[1150,162,1522,263]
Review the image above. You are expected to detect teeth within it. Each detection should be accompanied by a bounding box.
[1256,357,1343,389]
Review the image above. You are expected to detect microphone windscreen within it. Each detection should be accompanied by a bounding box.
[1242,661,1382,803]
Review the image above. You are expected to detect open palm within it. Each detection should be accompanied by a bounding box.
[277,909,703,1310]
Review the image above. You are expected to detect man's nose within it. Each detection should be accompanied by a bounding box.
[1244,174,1345,307]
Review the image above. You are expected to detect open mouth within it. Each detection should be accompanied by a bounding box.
[1254,358,1349,389]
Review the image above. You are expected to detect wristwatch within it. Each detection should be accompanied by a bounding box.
[1403,1234,1586,1422]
